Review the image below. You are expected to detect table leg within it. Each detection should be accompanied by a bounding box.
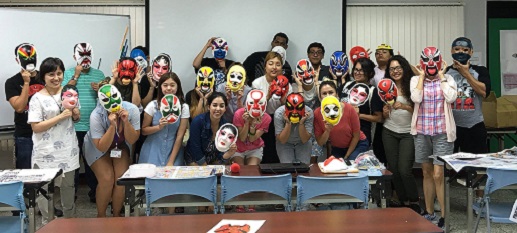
[124,185,134,217]
[25,188,36,233]
[376,179,387,208]
[499,135,505,151]
[467,187,474,233]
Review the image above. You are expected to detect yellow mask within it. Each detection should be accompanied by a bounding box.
[196,67,215,94]
[321,96,342,126]
[226,65,246,92]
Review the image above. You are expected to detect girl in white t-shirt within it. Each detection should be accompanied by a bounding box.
[28,57,80,223]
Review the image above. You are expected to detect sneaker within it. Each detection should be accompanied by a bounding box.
[422,212,439,224]
[437,217,445,229]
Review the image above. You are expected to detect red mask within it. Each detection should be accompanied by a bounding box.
[118,57,138,85]
[349,46,369,64]
[246,90,267,118]
[420,47,442,77]
[296,59,315,85]
[285,93,305,124]
[377,79,398,105]
[270,75,289,100]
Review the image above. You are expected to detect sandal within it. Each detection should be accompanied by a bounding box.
[235,206,246,213]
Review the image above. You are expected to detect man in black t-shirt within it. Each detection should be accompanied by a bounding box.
[193,37,235,87]
[243,32,293,85]
[4,43,43,169]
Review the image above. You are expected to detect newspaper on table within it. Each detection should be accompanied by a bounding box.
[121,165,226,179]
[439,147,517,172]
[0,168,61,183]
[207,219,265,233]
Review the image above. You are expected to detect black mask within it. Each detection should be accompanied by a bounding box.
[452,53,471,65]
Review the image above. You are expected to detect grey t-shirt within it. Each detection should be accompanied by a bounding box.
[446,65,491,128]
[215,82,251,123]
[274,105,314,144]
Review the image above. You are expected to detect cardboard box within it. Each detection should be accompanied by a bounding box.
[482,92,517,128]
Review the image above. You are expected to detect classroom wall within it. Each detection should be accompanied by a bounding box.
[0,1,145,48]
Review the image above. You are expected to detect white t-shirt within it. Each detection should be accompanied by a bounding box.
[371,67,385,86]
[144,100,190,119]
[28,92,80,173]
[383,95,412,134]
[252,75,293,115]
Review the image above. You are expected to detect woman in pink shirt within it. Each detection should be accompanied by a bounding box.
[314,81,369,160]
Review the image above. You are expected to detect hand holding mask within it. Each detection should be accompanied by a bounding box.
[270,75,289,100]
[215,123,238,152]
[160,94,182,124]
[377,79,398,106]
[321,96,342,126]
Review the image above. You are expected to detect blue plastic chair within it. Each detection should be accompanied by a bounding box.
[220,173,292,213]
[0,181,27,233]
[145,175,218,215]
[473,168,517,233]
[296,174,369,211]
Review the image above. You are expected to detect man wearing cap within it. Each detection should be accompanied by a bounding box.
[372,43,394,86]
[243,32,293,85]
[446,37,491,154]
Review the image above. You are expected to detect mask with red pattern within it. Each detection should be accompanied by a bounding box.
[285,93,305,124]
[296,59,315,85]
[118,57,138,85]
[245,90,267,118]
[377,79,398,105]
[151,53,171,82]
[270,75,289,100]
[348,83,371,106]
[61,85,79,110]
[73,43,93,69]
[420,47,442,77]
[16,43,37,72]
[349,46,369,64]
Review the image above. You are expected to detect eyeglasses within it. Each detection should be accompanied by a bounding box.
[309,51,323,56]
[353,68,364,74]
[389,66,402,72]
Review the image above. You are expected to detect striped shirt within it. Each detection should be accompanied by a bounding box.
[62,68,106,132]
[416,78,446,136]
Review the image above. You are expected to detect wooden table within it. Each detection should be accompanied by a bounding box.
[37,208,441,233]
[117,165,393,216]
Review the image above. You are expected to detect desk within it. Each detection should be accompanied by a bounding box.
[486,127,517,151]
[0,168,62,233]
[117,165,392,217]
[37,208,441,233]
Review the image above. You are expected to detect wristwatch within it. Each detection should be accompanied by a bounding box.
[72,75,79,81]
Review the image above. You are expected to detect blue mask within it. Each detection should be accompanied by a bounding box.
[330,51,349,77]
[130,49,148,73]
[452,53,471,65]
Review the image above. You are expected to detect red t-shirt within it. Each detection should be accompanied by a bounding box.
[233,108,271,153]
[314,102,367,148]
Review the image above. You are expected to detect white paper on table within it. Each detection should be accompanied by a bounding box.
[510,199,517,223]
[207,219,265,233]
[0,168,60,183]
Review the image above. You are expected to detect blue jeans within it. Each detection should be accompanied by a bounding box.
[331,139,370,160]
[14,136,33,169]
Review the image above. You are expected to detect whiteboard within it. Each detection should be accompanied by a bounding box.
[149,0,343,91]
[0,8,130,128]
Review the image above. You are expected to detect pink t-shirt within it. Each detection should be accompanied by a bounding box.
[233,108,271,153]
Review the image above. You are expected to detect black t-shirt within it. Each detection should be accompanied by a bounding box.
[316,65,331,81]
[337,80,383,143]
[4,72,44,137]
[243,51,293,86]
[114,81,142,104]
[194,58,236,88]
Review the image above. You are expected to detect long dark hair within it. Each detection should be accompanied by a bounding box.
[156,72,185,106]
[384,55,414,107]
[38,57,65,84]
[352,57,375,82]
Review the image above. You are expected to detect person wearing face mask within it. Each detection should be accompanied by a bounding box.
[243,32,293,85]
[193,37,236,87]
[252,52,293,163]
[109,57,144,106]
[411,47,457,229]
[28,57,81,224]
[62,43,106,203]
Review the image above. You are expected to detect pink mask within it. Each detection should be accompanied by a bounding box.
[151,53,171,82]
[61,85,79,110]
[246,90,267,118]
[420,47,442,77]
[348,83,371,106]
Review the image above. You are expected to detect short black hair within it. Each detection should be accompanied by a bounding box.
[38,57,66,84]
[307,42,325,54]
[353,57,376,81]
[273,32,289,45]
[133,46,149,56]
[207,92,228,106]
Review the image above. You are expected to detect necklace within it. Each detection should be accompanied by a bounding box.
[45,86,62,112]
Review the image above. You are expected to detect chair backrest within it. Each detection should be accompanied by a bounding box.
[145,175,217,215]
[0,181,26,233]
[220,173,292,207]
[485,168,517,195]
[296,175,369,208]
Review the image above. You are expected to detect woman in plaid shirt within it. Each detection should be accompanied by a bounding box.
[410,47,457,229]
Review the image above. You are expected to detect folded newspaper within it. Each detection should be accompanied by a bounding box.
[440,147,517,172]
[121,165,226,179]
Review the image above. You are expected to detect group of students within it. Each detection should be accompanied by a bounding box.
[5,33,490,229]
